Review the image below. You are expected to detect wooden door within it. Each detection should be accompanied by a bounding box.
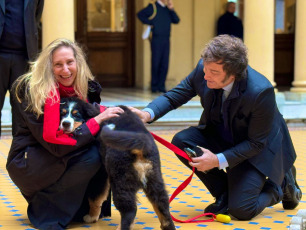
[274,34,294,87]
[76,0,135,87]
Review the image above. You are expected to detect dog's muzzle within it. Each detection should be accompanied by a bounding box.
[59,117,75,133]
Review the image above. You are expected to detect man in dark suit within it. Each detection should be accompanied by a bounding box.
[217,1,243,40]
[131,35,302,220]
[137,0,180,93]
[0,0,44,137]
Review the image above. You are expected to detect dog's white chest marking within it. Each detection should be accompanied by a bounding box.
[106,123,116,130]
[133,157,152,188]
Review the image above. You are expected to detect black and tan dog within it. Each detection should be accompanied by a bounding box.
[59,98,175,230]
[59,97,100,133]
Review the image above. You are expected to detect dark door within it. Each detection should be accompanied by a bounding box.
[274,0,296,89]
[76,0,135,87]
[274,34,294,87]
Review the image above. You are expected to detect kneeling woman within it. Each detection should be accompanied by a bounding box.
[7,38,123,229]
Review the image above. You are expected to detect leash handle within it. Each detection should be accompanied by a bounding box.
[150,132,216,223]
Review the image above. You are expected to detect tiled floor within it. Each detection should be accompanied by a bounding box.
[0,127,305,230]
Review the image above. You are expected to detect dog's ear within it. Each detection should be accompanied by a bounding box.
[82,102,100,118]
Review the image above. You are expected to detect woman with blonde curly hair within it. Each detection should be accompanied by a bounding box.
[7,38,123,229]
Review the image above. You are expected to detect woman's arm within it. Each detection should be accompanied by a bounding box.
[18,99,123,158]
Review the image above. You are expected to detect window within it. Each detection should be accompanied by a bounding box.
[275,0,296,34]
[87,0,127,32]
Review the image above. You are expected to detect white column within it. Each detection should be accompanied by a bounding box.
[42,0,75,48]
[244,0,275,86]
[291,0,306,92]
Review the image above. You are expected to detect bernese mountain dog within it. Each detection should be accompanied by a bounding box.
[59,97,175,230]
[59,97,100,133]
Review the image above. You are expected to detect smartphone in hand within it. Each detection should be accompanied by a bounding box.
[184,147,197,158]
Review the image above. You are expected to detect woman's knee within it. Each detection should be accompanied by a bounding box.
[69,145,101,172]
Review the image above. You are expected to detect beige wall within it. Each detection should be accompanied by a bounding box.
[167,0,193,89]
[135,0,222,90]
[244,0,275,84]
[135,1,149,89]
[42,0,75,48]
[41,0,226,90]
[42,0,305,91]
[193,0,221,65]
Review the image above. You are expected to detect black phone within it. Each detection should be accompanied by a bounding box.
[184,147,197,158]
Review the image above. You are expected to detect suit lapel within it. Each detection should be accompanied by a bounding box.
[225,76,247,135]
[201,87,215,124]
[24,0,30,10]
[0,0,5,14]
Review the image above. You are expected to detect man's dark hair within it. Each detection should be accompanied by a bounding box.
[201,34,248,81]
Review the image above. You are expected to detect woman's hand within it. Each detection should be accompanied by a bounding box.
[128,107,151,123]
[189,147,219,172]
[94,106,124,124]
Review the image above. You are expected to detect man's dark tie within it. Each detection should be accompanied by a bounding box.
[211,89,224,124]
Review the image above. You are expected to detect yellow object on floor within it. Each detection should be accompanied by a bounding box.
[0,128,305,230]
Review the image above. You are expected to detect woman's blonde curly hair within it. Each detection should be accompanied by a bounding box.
[14,38,95,117]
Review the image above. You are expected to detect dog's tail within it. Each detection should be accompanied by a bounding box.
[100,124,153,154]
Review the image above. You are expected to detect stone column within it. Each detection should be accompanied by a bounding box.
[291,0,306,92]
[244,0,275,86]
[42,0,75,48]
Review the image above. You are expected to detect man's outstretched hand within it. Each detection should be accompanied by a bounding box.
[128,107,151,123]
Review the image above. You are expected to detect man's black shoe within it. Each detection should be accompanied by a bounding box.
[282,166,302,210]
[204,193,228,214]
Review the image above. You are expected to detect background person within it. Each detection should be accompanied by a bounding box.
[217,1,243,40]
[90,0,110,30]
[7,38,124,230]
[131,35,302,220]
[137,0,180,93]
[0,0,44,137]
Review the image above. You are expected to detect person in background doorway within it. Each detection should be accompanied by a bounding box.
[0,0,44,138]
[91,0,110,30]
[137,0,180,93]
[217,1,243,40]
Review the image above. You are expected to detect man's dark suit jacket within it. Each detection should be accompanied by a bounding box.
[0,0,44,61]
[146,59,296,185]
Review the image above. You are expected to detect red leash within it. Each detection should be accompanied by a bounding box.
[150,132,216,223]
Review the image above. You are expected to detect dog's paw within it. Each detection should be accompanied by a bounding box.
[83,214,99,223]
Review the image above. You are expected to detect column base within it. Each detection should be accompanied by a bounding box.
[290,87,306,93]
[291,81,306,92]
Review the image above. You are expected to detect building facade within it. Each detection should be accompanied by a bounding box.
[41,0,306,92]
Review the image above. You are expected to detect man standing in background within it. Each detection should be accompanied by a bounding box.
[217,1,243,40]
[137,0,180,93]
[0,0,44,137]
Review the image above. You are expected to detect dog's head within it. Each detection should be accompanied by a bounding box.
[59,97,100,133]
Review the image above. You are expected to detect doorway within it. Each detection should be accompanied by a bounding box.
[274,0,296,90]
[75,0,135,87]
